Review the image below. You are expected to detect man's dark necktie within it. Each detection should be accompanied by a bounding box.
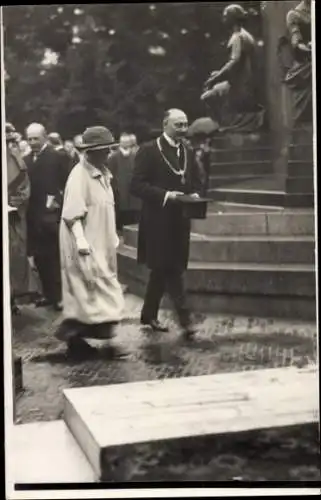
[178,144,185,170]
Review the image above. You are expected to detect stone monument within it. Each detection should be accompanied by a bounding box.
[261,0,313,207]
[279,0,312,126]
[201,3,265,133]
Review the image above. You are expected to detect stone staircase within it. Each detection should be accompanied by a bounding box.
[208,127,314,208]
[117,208,316,321]
[208,131,273,190]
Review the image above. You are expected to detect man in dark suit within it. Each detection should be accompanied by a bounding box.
[25,123,72,311]
[130,109,202,338]
[108,132,141,233]
[48,132,77,169]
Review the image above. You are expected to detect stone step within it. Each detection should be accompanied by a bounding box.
[122,227,315,265]
[209,160,272,176]
[210,147,272,163]
[206,202,286,213]
[286,176,314,194]
[208,174,263,189]
[288,144,314,162]
[118,245,315,298]
[13,421,96,483]
[286,161,314,177]
[63,367,318,481]
[210,132,270,149]
[192,211,315,236]
[123,274,316,321]
[291,126,313,145]
[209,187,314,208]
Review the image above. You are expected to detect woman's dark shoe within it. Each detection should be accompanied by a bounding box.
[84,322,116,340]
[55,320,87,342]
[140,319,169,332]
[66,336,97,360]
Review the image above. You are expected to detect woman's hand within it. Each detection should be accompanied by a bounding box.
[76,236,91,256]
[79,254,95,291]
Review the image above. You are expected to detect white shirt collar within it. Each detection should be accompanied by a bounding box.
[163,132,179,148]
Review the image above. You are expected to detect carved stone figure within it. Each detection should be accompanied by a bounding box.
[278,0,312,124]
[201,4,264,132]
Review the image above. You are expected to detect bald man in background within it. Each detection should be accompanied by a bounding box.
[130,109,202,338]
[24,123,72,311]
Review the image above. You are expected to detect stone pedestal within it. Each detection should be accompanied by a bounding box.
[261,1,314,207]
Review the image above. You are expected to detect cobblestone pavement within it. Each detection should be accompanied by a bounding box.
[12,293,320,481]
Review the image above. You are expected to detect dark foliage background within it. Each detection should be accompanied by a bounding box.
[3,2,263,141]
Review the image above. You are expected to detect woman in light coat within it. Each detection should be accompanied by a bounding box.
[55,126,124,356]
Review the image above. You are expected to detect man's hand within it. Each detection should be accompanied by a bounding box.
[190,193,200,199]
[28,256,37,271]
[205,70,219,87]
[46,195,60,211]
[79,255,95,291]
[167,191,184,201]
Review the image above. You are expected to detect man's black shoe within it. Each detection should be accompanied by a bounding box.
[141,319,169,332]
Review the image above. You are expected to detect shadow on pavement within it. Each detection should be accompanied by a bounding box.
[29,344,130,365]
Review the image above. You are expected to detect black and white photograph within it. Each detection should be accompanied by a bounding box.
[2,1,319,498]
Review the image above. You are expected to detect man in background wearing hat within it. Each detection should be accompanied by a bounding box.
[24,122,72,311]
[55,126,124,356]
[130,109,203,338]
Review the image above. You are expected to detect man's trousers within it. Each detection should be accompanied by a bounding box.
[141,268,191,327]
[33,227,62,305]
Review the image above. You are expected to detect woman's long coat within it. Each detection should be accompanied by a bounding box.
[7,144,31,296]
[130,136,202,271]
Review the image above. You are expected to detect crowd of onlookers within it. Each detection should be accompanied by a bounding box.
[6,122,141,318]
[7,109,212,357]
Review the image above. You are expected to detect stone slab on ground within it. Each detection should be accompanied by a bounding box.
[13,294,317,426]
[63,367,318,481]
[11,296,319,482]
[12,420,96,483]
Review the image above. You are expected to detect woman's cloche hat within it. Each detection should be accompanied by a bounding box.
[78,126,119,151]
